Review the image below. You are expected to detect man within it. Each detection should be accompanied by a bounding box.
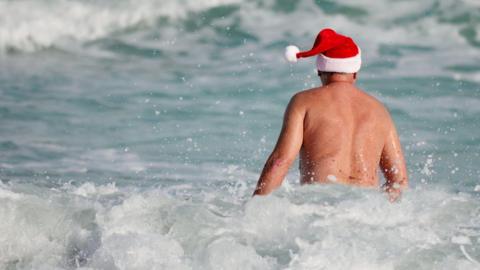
[253,29,408,201]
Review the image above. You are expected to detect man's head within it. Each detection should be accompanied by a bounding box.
[285,28,362,75]
[317,71,357,85]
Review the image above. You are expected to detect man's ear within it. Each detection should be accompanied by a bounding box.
[353,73,357,79]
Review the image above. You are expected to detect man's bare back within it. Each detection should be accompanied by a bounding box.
[253,73,408,201]
[300,81,391,186]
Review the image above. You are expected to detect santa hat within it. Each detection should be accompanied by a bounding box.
[285,28,361,73]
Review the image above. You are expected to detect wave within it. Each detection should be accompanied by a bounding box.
[0,0,241,53]
[1,181,479,269]
[0,0,479,55]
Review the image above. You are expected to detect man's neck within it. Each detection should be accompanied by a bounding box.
[326,73,355,84]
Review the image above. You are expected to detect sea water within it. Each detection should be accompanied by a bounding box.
[0,0,479,269]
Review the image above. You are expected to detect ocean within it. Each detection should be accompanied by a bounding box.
[0,0,479,269]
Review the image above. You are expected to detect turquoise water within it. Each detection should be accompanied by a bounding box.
[1,0,480,269]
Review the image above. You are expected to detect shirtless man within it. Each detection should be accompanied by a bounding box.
[253,29,408,201]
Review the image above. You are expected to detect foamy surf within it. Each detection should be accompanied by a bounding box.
[0,0,241,53]
[1,182,479,269]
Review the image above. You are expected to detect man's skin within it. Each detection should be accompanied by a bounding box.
[253,72,408,201]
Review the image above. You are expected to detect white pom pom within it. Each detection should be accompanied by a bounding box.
[285,45,299,63]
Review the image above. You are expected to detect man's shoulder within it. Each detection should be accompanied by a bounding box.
[298,86,325,95]
[288,88,321,109]
[355,89,393,122]
[291,86,325,100]
[284,88,322,115]
[358,89,389,112]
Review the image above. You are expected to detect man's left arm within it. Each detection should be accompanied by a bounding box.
[253,94,305,196]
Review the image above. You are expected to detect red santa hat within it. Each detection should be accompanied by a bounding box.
[285,28,361,73]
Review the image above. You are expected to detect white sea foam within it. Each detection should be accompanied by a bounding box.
[1,181,479,269]
[0,0,478,62]
[0,0,241,53]
[1,0,477,84]
[71,182,118,197]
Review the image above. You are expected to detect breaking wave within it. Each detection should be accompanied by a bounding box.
[1,181,479,269]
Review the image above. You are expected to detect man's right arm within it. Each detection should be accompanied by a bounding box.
[380,114,408,202]
[253,94,305,196]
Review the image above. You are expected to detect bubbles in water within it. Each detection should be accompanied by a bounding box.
[1,182,480,269]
